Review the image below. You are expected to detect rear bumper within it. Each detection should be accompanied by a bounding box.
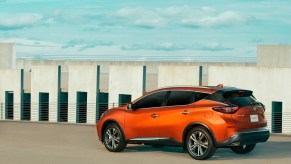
[217,128,270,147]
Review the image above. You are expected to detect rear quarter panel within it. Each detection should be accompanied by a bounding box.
[192,100,237,143]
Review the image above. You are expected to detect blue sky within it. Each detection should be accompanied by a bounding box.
[0,0,290,61]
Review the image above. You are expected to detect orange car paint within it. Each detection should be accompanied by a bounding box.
[96,86,268,145]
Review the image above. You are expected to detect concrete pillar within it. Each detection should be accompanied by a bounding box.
[31,66,59,122]
[108,65,145,104]
[0,43,16,69]
[0,69,21,120]
[68,65,97,124]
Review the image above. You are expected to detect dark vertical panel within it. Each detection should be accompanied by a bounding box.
[98,92,108,120]
[118,94,132,107]
[142,66,146,95]
[199,66,203,86]
[77,92,87,123]
[96,65,100,122]
[39,92,49,121]
[20,69,24,120]
[272,101,282,133]
[5,91,14,120]
[59,92,68,122]
[22,93,31,120]
[57,65,61,122]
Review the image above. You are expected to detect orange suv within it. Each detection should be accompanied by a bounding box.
[96,86,270,160]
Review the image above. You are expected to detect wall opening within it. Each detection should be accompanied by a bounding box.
[272,101,282,133]
[39,92,49,121]
[22,93,31,120]
[77,92,87,123]
[98,92,108,120]
[118,94,131,107]
[59,92,68,122]
[5,91,14,120]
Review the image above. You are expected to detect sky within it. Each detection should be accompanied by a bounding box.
[0,0,291,62]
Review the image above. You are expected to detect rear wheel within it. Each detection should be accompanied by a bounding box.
[103,123,127,152]
[231,144,256,154]
[186,127,216,160]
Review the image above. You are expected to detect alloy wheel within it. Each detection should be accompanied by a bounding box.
[188,131,209,157]
[104,127,121,149]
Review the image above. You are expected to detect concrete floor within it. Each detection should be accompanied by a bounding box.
[0,121,291,164]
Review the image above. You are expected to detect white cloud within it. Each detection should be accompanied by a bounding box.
[62,39,114,51]
[181,11,246,27]
[0,14,51,30]
[201,42,233,51]
[115,7,166,28]
[0,37,59,47]
[134,18,166,28]
[113,7,247,28]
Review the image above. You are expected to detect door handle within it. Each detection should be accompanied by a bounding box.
[151,114,159,118]
[182,110,190,115]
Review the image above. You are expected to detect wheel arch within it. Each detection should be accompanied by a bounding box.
[101,119,125,142]
[182,122,217,147]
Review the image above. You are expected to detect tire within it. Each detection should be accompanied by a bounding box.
[186,127,216,160]
[231,144,256,154]
[103,123,127,152]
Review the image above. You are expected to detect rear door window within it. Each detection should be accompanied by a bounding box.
[166,91,194,106]
[165,91,209,107]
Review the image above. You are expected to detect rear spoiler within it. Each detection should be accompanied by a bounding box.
[205,89,253,102]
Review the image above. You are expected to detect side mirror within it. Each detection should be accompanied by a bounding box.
[127,103,133,110]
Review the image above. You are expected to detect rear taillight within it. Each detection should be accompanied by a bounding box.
[212,104,239,114]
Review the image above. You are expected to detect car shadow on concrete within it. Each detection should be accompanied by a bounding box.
[212,141,291,161]
[123,141,291,160]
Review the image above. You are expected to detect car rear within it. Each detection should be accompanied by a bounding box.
[206,87,270,147]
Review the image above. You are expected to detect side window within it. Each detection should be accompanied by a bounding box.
[194,92,210,102]
[166,91,210,107]
[166,91,194,106]
[132,91,168,109]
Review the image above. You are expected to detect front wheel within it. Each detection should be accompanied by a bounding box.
[103,123,127,152]
[186,127,216,160]
[231,144,256,154]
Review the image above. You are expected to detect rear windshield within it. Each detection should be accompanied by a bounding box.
[223,91,258,107]
[206,90,259,107]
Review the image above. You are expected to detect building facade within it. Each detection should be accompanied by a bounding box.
[0,43,290,133]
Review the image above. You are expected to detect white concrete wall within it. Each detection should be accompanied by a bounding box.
[68,65,97,124]
[0,69,21,120]
[158,66,200,88]
[31,66,59,122]
[257,45,291,67]
[208,66,291,133]
[0,43,16,69]
[109,65,144,104]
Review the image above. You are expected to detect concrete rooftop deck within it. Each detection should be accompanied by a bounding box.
[0,121,291,164]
